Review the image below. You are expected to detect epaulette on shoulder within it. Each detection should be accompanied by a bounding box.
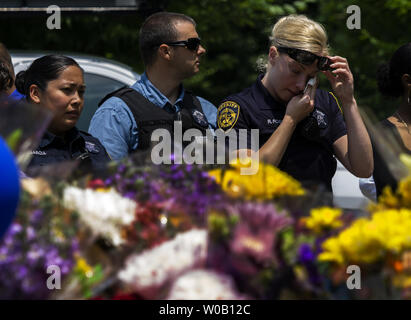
[78,130,92,137]
[328,91,343,114]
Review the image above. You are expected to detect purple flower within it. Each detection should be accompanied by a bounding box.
[0,246,8,256]
[230,223,276,263]
[104,177,114,185]
[118,164,126,173]
[298,243,315,264]
[232,202,294,231]
[26,227,36,241]
[16,266,28,280]
[8,224,23,236]
[30,209,44,225]
[27,248,43,264]
[298,244,322,287]
[123,191,136,200]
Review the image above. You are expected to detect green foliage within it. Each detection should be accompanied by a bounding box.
[316,0,410,119]
[208,211,239,240]
[0,0,409,118]
[5,128,22,152]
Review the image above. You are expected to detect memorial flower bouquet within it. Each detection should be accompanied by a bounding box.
[0,186,80,299]
[78,156,223,251]
[314,155,411,299]
[205,158,321,299]
[54,157,225,299]
[0,177,120,300]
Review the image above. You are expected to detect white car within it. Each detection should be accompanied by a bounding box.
[332,160,371,210]
[11,51,140,131]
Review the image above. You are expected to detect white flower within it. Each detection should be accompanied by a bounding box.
[63,187,136,246]
[167,269,245,300]
[118,229,207,295]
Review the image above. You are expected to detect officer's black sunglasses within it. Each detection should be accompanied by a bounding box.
[277,47,332,71]
[164,37,202,51]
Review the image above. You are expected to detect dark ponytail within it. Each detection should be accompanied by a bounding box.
[377,42,411,97]
[16,54,82,101]
[15,70,26,96]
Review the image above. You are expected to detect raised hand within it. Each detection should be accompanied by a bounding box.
[322,56,355,106]
[285,92,315,124]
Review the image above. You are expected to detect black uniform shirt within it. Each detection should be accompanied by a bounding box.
[28,127,110,174]
[217,75,347,191]
[372,119,411,197]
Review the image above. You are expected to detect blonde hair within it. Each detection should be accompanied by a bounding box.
[270,15,329,56]
[257,15,330,73]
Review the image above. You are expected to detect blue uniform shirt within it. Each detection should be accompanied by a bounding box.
[27,127,110,175]
[9,89,25,101]
[89,72,217,160]
[217,75,347,191]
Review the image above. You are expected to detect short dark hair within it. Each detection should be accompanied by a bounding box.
[15,54,82,101]
[377,42,411,97]
[139,12,196,67]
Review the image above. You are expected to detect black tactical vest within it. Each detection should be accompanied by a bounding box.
[98,87,209,152]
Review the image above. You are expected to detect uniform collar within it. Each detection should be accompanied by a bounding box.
[133,72,184,111]
[39,127,83,149]
[253,74,286,111]
[9,89,26,101]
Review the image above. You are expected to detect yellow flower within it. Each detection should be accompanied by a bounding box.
[398,177,411,207]
[319,219,383,265]
[372,209,411,253]
[208,158,305,200]
[75,257,94,278]
[338,219,383,264]
[95,187,112,193]
[319,209,411,266]
[302,207,343,234]
[400,153,411,173]
[318,237,345,264]
[392,274,411,288]
[380,186,399,207]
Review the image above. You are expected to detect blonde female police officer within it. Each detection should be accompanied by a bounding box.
[217,15,373,192]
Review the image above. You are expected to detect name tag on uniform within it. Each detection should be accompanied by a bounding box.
[191,110,209,128]
[266,118,282,127]
[32,150,47,156]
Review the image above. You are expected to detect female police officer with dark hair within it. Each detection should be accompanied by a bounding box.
[372,42,411,196]
[16,54,110,175]
[217,15,373,192]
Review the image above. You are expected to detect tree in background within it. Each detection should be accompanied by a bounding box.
[0,0,409,119]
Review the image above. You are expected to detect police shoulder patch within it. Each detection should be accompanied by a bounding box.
[217,100,240,132]
[312,109,328,129]
[85,141,100,153]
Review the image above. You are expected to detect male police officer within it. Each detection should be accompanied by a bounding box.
[89,12,217,160]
